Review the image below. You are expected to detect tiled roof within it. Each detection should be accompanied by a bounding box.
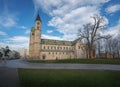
[41,39,73,46]
[41,49,74,52]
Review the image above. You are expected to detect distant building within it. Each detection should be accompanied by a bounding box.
[8,50,20,59]
[29,14,86,60]
[18,48,29,58]
[98,52,112,58]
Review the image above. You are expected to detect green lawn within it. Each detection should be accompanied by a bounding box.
[18,69,120,87]
[28,58,120,65]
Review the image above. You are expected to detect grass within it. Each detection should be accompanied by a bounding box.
[28,58,120,65]
[18,69,120,87]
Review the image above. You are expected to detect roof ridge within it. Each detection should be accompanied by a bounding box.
[41,38,73,42]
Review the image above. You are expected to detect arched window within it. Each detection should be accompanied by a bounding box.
[32,33,34,35]
[42,55,46,60]
[37,22,40,25]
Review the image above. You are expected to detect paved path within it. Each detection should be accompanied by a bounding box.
[0,67,19,87]
[0,59,120,71]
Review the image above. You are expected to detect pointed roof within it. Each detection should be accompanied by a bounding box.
[35,14,41,22]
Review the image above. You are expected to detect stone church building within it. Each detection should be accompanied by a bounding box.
[29,14,86,60]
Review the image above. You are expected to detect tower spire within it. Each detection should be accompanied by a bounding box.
[35,14,41,22]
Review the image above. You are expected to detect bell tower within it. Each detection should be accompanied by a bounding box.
[34,14,41,59]
[29,14,41,60]
[29,27,35,59]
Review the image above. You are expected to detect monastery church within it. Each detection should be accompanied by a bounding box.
[29,14,86,60]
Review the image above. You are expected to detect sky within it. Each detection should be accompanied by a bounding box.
[0,0,120,50]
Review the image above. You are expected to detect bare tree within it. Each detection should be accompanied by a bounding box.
[103,39,111,58]
[78,14,110,59]
[104,37,120,58]
[96,39,103,58]
[4,46,10,58]
[116,35,120,58]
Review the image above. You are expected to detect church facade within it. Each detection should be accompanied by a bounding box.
[29,14,86,60]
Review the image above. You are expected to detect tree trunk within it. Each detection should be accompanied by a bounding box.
[88,47,92,59]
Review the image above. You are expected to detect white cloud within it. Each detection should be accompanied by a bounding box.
[0,16,17,28]
[19,26,27,29]
[0,4,28,30]
[47,30,53,33]
[48,6,100,40]
[33,0,110,40]
[0,42,29,50]
[104,19,120,37]
[42,34,63,40]
[0,8,17,28]
[7,36,29,43]
[0,36,29,50]
[33,0,110,15]
[105,4,120,13]
[25,30,30,34]
[0,31,7,36]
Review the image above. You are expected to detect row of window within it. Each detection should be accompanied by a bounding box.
[48,52,73,55]
[42,46,83,50]
[43,46,73,50]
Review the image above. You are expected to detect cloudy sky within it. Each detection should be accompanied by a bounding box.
[0,0,120,50]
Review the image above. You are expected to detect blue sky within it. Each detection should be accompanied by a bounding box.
[0,0,120,50]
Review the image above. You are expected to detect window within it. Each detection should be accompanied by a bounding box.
[66,52,68,55]
[44,46,45,49]
[42,55,45,60]
[32,33,34,35]
[54,47,56,49]
[37,22,40,25]
[78,46,80,49]
[49,52,50,54]
[48,46,49,49]
[69,47,71,50]
[37,26,39,29]
[51,46,53,49]
[73,47,74,50]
